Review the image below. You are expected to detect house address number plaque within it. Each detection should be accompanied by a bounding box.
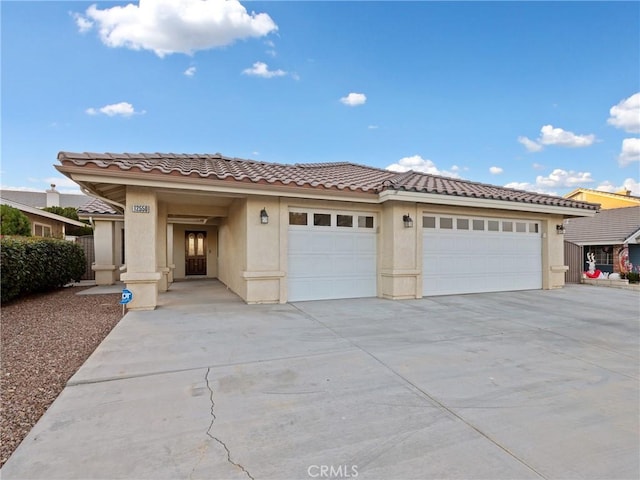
[132,204,150,213]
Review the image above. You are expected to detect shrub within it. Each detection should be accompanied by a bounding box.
[627,272,639,284]
[42,206,93,236]
[1,237,86,303]
[1,205,31,236]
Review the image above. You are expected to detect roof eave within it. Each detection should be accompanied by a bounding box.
[378,190,598,217]
[623,227,640,244]
[56,166,382,204]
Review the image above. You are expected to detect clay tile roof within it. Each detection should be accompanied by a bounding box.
[58,152,396,193]
[383,170,598,210]
[57,152,599,211]
[78,197,120,215]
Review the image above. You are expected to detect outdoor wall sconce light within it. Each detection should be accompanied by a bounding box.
[403,214,414,228]
[556,224,565,234]
[260,208,269,224]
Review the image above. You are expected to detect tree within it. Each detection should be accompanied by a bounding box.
[0,205,31,236]
[42,206,93,236]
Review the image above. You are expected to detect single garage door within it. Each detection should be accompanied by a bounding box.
[288,209,377,301]
[423,214,542,296]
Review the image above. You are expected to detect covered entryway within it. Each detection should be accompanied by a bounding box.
[422,214,542,296]
[287,209,377,301]
[185,231,207,275]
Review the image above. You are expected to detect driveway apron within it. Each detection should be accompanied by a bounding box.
[2,281,638,479]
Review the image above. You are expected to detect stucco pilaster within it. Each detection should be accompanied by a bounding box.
[244,197,284,304]
[542,216,568,289]
[92,219,117,285]
[166,223,175,284]
[156,202,169,292]
[380,201,421,299]
[120,186,161,310]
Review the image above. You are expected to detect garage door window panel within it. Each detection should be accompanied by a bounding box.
[314,213,331,226]
[289,212,308,226]
[337,215,353,228]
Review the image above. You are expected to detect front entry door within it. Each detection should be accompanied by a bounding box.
[185,231,207,275]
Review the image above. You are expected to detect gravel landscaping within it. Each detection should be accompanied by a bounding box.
[1,286,122,467]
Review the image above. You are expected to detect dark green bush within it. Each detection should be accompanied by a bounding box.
[627,272,639,284]
[1,236,86,303]
[1,205,31,236]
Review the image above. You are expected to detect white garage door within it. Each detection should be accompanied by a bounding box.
[288,209,377,301]
[423,215,542,296]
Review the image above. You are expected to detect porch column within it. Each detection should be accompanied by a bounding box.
[120,186,161,310]
[156,202,169,292]
[167,223,175,284]
[92,219,117,285]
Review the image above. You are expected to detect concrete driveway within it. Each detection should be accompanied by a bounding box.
[3,281,639,480]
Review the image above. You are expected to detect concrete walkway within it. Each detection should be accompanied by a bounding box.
[2,281,639,479]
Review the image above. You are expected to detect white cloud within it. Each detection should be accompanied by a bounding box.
[74,0,277,57]
[596,178,640,196]
[86,102,144,117]
[340,92,367,107]
[242,61,286,78]
[489,166,503,175]
[538,125,595,148]
[518,125,595,152]
[184,66,196,77]
[72,12,93,33]
[368,125,379,130]
[535,168,594,188]
[618,137,640,166]
[503,181,555,196]
[517,136,543,152]
[503,168,595,196]
[608,93,640,133]
[386,155,460,178]
[532,163,545,170]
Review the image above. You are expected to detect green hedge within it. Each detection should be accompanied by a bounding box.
[1,236,86,303]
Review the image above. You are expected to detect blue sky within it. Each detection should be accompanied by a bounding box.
[2,0,639,196]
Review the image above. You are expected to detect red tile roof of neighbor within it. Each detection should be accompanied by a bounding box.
[58,152,599,211]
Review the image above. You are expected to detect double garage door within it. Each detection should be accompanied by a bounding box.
[288,209,377,301]
[287,210,542,301]
[422,214,542,296]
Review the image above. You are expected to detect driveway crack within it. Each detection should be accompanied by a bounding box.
[205,368,255,480]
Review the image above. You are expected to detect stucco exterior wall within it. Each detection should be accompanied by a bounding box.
[218,198,247,300]
[243,197,284,303]
[380,201,421,299]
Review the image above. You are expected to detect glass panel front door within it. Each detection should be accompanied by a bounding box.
[185,231,207,275]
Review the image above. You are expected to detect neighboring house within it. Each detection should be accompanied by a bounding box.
[564,187,640,210]
[0,185,89,209]
[0,197,88,238]
[564,206,640,278]
[56,151,598,310]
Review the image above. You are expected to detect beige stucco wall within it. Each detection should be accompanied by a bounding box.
[218,198,247,300]
[379,201,422,299]
[243,197,284,303]
[172,224,219,280]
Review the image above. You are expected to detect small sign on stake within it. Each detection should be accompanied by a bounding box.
[120,288,133,315]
